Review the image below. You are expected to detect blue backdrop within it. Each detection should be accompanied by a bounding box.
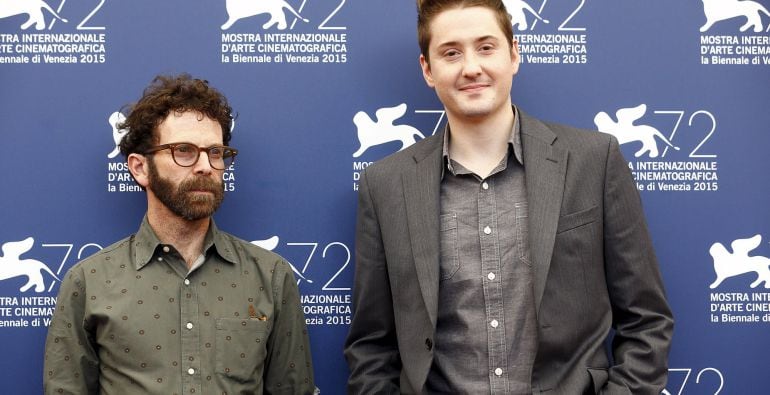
[2,0,769,393]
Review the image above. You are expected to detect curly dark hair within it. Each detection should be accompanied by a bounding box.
[118,74,234,158]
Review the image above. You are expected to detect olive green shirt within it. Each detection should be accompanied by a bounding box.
[44,217,316,394]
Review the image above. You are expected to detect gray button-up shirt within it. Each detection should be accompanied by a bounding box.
[427,108,538,394]
[44,217,316,395]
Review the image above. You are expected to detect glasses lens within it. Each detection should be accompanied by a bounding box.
[172,143,198,166]
[208,146,224,160]
[207,146,225,169]
[220,147,236,169]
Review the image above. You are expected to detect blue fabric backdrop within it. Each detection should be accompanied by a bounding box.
[1,0,769,393]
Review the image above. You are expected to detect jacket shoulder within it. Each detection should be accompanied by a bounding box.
[521,112,616,156]
[363,133,442,180]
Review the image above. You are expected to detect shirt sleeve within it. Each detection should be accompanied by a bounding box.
[43,265,100,395]
[263,258,317,395]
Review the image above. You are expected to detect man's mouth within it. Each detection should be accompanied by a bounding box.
[459,83,490,93]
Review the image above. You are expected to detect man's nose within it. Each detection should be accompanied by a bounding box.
[462,53,483,76]
[193,151,214,174]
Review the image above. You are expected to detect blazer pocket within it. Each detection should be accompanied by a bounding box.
[556,205,599,234]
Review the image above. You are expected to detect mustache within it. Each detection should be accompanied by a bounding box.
[178,176,223,194]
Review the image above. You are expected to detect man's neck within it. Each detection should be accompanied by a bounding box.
[146,204,210,268]
[446,106,515,178]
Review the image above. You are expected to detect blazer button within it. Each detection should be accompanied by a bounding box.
[425,338,433,351]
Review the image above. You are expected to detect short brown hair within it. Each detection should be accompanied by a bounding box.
[118,74,234,158]
[417,0,513,63]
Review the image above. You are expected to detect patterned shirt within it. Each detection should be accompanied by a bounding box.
[44,217,316,395]
[426,107,538,394]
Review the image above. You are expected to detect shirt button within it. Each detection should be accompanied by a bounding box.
[184,279,190,285]
[487,272,496,281]
[494,368,503,376]
[482,182,489,190]
[186,322,194,330]
[483,226,492,235]
[188,368,195,375]
[163,246,170,253]
[490,319,499,328]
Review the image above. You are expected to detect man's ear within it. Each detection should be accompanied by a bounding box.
[127,153,150,188]
[419,54,435,88]
[510,39,521,76]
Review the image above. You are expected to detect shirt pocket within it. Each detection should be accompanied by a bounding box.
[439,213,459,281]
[515,202,531,264]
[215,317,269,382]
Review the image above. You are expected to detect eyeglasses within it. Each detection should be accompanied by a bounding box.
[144,142,237,170]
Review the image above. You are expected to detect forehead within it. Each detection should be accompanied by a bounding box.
[156,111,223,145]
[428,6,506,47]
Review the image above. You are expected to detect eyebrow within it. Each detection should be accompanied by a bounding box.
[434,35,500,50]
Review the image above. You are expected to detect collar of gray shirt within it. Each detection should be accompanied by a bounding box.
[441,105,524,179]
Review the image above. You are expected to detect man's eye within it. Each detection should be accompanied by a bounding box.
[208,147,224,157]
[444,50,460,58]
[175,144,195,154]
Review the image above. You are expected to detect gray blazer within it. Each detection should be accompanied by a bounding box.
[344,110,673,394]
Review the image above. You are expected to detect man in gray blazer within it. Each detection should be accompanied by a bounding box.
[344,0,673,394]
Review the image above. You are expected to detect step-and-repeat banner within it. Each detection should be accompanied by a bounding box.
[1,1,769,393]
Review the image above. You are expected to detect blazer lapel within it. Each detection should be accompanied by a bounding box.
[402,133,443,328]
[520,112,568,314]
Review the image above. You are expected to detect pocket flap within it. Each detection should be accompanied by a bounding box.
[556,205,599,233]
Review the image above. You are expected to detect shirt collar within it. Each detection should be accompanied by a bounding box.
[441,105,524,179]
[132,215,238,270]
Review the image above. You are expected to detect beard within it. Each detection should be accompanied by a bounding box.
[147,159,225,221]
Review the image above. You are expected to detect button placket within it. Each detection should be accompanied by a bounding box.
[180,273,201,393]
[478,174,508,392]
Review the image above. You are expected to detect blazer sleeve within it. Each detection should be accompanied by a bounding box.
[601,136,674,394]
[344,169,402,394]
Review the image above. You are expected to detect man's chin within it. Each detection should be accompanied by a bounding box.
[449,100,492,117]
[459,108,492,119]
[180,207,216,221]
[176,198,221,221]
[187,193,215,203]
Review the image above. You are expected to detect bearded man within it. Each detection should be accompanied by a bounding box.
[44,74,316,395]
